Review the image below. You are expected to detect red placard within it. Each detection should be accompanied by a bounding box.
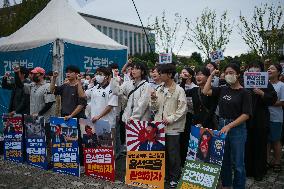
[84,147,115,181]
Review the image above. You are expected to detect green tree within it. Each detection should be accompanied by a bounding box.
[239,3,284,58]
[149,11,186,53]
[0,0,50,37]
[185,8,233,60]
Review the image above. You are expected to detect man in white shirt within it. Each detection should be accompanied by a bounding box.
[85,67,118,153]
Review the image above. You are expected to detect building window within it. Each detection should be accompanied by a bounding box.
[142,34,146,53]
[119,29,123,44]
[134,32,137,54]
[103,26,108,35]
[96,25,101,31]
[114,29,118,42]
[108,27,113,38]
[124,30,128,46]
[129,31,133,55]
[138,33,141,54]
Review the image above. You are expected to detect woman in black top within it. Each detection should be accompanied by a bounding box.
[245,61,277,181]
[203,63,252,189]
[185,67,218,130]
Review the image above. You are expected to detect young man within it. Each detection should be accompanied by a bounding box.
[85,67,118,154]
[50,65,86,119]
[19,67,56,165]
[50,65,87,164]
[2,66,30,115]
[151,63,187,188]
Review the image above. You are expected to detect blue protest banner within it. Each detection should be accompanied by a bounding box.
[64,42,127,74]
[25,115,47,169]
[50,117,80,177]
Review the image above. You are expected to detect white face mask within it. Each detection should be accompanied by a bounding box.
[95,75,105,84]
[225,74,237,85]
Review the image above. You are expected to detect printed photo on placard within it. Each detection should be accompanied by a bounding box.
[179,125,226,189]
[24,115,47,169]
[126,120,165,151]
[95,120,112,147]
[126,120,166,189]
[79,119,100,148]
[50,117,80,177]
[80,119,115,181]
[3,114,23,163]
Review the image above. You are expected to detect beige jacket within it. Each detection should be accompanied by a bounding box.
[151,82,187,134]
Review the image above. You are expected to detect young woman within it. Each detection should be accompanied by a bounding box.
[267,63,284,173]
[179,67,197,166]
[203,63,252,189]
[185,67,218,130]
[245,61,277,181]
[112,61,151,123]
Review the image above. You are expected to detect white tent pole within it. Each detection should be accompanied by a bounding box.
[52,39,64,85]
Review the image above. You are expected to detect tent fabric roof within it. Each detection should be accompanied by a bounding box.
[0,0,127,52]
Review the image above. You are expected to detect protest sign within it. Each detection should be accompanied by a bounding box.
[3,114,23,163]
[125,120,165,189]
[244,72,268,88]
[159,53,172,64]
[80,119,115,181]
[210,50,224,63]
[178,125,226,189]
[24,115,47,169]
[50,117,79,177]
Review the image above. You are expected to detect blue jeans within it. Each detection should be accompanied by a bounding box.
[219,118,247,189]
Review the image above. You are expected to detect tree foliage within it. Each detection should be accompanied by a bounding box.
[185,8,233,59]
[0,0,50,37]
[149,11,185,53]
[239,3,284,57]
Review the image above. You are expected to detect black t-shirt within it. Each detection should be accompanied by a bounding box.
[212,86,252,119]
[186,87,218,129]
[54,84,86,118]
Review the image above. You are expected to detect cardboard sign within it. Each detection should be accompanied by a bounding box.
[210,50,224,63]
[25,115,47,169]
[178,125,226,189]
[80,119,115,181]
[50,117,80,177]
[159,53,172,64]
[244,72,268,88]
[126,120,165,189]
[3,114,23,163]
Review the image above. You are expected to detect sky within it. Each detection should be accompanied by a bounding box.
[1,0,283,57]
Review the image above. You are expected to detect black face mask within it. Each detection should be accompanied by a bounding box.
[219,79,227,86]
[33,76,40,83]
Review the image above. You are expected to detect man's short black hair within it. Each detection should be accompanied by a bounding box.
[147,122,159,135]
[96,66,112,76]
[195,67,210,77]
[65,65,80,74]
[109,63,119,70]
[157,63,176,79]
[19,66,29,78]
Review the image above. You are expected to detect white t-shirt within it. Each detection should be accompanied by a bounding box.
[269,81,284,123]
[86,84,118,128]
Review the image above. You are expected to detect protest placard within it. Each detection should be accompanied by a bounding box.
[159,53,172,64]
[178,125,226,189]
[24,115,47,169]
[125,120,165,189]
[244,72,268,88]
[50,117,79,177]
[3,114,23,163]
[80,119,115,181]
[210,50,224,63]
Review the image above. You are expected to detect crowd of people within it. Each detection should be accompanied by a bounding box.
[1,58,284,189]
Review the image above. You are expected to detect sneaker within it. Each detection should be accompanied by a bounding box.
[170,181,178,188]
